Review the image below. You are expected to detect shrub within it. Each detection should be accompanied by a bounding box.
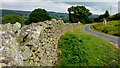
[29,8,52,24]
[3,14,24,24]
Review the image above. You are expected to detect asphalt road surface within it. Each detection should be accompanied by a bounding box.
[82,24,119,48]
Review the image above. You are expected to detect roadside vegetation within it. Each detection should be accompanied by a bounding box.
[1,4,120,66]
[56,25,120,66]
[91,20,120,37]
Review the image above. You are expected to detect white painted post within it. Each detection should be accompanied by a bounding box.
[103,19,107,25]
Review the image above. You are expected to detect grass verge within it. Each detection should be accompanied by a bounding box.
[56,24,120,66]
[91,20,120,37]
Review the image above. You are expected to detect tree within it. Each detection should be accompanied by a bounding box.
[29,8,52,23]
[68,6,92,23]
[104,10,110,18]
[94,10,110,22]
[3,14,23,24]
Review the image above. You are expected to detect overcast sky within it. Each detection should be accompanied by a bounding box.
[1,0,119,15]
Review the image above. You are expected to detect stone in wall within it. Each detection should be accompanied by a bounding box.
[0,19,80,66]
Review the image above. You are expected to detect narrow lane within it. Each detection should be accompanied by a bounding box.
[82,24,119,48]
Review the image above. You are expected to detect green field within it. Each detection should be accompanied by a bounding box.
[91,20,120,37]
[56,25,120,66]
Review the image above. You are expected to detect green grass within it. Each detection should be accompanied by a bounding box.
[56,25,120,66]
[91,20,120,37]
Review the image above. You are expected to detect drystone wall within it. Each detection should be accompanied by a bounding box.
[0,19,80,66]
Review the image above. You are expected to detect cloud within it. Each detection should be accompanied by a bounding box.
[118,1,120,12]
[1,0,120,2]
[2,2,72,13]
[1,0,118,15]
[86,7,104,14]
[65,2,118,15]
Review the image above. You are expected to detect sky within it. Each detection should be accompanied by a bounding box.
[1,0,120,15]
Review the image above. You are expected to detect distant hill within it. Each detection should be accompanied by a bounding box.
[1,9,30,17]
[0,9,99,23]
[0,9,70,22]
[89,14,99,18]
[48,11,68,18]
[109,13,120,20]
[1,9,68,19]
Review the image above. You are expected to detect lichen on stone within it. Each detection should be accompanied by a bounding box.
[1,19,80,66]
